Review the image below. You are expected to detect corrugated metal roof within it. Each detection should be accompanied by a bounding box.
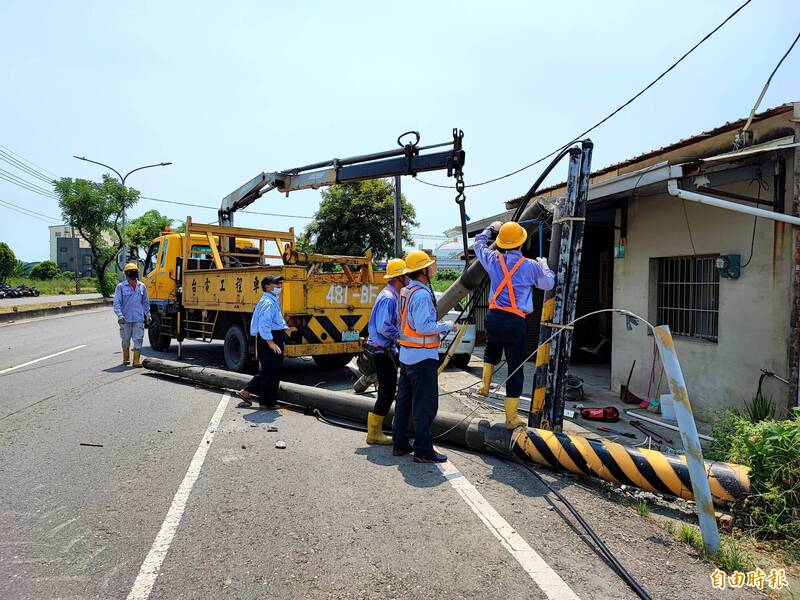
[506,103,795,208]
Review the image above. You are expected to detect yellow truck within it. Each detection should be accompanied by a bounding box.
[142,217,381,370]
[141,130,465,371]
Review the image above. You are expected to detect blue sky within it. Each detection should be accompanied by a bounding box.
[1,0,797,261]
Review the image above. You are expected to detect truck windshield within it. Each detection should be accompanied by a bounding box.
[144,241,161,276]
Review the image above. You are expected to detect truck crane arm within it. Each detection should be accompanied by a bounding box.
[219,129,465,226]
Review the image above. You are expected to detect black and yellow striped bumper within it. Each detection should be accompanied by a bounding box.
[513,428,749,504]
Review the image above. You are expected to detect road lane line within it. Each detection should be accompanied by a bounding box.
[437,459,580,600]
[126,392,230,600]
[0,345,86,375]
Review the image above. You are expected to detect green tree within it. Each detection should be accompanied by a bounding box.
[54,175,140,297]
[0,242,15,282]
[299,180,418,260]
[125,209,173,250]
[30,260,61,280]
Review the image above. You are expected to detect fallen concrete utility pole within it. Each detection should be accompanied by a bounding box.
[142,357,750,505]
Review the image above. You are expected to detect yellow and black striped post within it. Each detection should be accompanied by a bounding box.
[529,148,583,428]
[512,427,750,504]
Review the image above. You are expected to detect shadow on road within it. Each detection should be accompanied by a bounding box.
[354,446,445,489]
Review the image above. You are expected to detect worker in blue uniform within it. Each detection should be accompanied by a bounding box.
[237,275,290,409]
[474,221,555,428]
[113,262,150,368]
[392,250,457,463]
[364,258,408,445]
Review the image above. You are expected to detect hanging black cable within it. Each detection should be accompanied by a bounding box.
[485,444,652,600]
[415,0,754,191]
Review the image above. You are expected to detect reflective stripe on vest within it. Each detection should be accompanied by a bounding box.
[488,256,527,318]
[398,287,440,348]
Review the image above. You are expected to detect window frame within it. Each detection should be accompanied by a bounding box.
[143,241,161,276]
[651,254,720,343]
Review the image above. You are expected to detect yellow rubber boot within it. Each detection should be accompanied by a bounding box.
[132,350,143,368]
[122,347,130,365]
[504,397,527,429]
[477,363,493,396]
[366,412,393,445]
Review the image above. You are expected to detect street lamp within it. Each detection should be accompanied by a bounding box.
[73,155,172,271]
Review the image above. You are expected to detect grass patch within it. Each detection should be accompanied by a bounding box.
[634,499,650,517]
[677,523,702,548]
[7,276,98,295]
[712,538,754,573]
[431,276,457,293]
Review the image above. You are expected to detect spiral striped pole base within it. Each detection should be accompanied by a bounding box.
[511,428,750,504]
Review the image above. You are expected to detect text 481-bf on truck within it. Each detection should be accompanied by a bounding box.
[142,218,381,370]
[141,129,464,371]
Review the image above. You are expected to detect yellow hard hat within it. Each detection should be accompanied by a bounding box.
[404,249,435,273]
[123,262,139,273]
[496,221,528,250]
[384,258,407,279]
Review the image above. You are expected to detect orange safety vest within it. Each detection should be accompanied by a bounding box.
[488,256,527,318]
[398,287,440,349]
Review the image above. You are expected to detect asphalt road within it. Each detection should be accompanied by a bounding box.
[0,308,757,599]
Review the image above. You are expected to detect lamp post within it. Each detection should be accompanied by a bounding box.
[73,155,172,271]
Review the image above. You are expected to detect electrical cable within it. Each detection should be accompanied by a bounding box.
[140,195,314,220]
[484,444,652,600]
[740,29,800,139]
[313,385,652,598]
[741,174,768,268]
[0,143,60,179]
[680,200,697,255]
[0,149,55,184]
[0,198,59,222]
[0,169,59,199]
[415,0,754,190]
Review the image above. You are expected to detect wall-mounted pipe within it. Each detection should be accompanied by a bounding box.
[667,179,800,227]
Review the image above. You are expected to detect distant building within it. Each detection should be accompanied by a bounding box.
[49,225,94,276]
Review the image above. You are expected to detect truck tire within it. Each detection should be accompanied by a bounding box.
[312,353,355,370]
[148,313,172,352]
[223,325,250,372]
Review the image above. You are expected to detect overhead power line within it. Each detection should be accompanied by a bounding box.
[0,198,60,223]
[140,195,314,220]
[740,29,800,136]
[0,149,54,184]
[0,169,59,199]
[0,144,60,179]
[416,0,755,190]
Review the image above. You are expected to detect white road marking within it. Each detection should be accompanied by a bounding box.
[126,392,230,600]
[437,459,580,600]
[0,345,86,375]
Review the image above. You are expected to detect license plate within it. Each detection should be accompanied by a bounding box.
[342,330,360,342]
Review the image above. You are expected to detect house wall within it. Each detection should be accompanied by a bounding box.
[611,160,795,420]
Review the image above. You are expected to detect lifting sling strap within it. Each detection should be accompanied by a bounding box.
[488,256,526,318]
[398,287,440,349]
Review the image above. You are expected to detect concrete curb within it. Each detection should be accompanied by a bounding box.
[0,298,111,323]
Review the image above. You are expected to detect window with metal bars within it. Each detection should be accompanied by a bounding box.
[654,255,719,342]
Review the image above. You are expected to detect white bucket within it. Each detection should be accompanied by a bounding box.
[660,393,677,422]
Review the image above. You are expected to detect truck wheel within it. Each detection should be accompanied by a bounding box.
[224,325,250,372]
[312,353,355,370]
[148,313,172,352]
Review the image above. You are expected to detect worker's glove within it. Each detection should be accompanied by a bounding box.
[535,257,550,271]
[117,315,125,325]
[488,221,503,237]
[144,314,152,327]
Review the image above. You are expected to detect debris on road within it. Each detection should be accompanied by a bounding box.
[79,442,103,447]
[275,441,286,449]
